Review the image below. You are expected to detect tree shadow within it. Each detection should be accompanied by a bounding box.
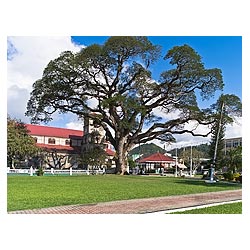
[173,178,242,188]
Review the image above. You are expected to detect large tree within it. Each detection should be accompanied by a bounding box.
[26,36,224,174]
[7,116,39,168]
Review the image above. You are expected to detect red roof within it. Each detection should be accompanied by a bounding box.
[26,124,83,138]
[106,148,115,156]
[138,152,175,163]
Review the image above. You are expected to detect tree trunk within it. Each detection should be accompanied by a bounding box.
[115,138,129,175]
[116,155,127,175]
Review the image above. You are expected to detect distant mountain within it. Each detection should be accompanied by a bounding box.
[129,143,166,158]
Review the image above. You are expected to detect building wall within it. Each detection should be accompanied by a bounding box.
[27,118,115,169]
[32,135,82,147]
[223,137,242,151]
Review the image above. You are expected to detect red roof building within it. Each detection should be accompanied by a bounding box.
[138,152,175,170]
[26,123,115,161]
[138,152,175,163]
[26,124,83,153]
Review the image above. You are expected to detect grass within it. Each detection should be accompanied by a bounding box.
[171,202,242,214]
[7,175,242,211]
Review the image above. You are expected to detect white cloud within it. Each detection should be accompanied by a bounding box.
[225,117,242,138]
[169,117,242,149]
[65,121,84,131]
[151,107,242,149]
[7,36,83,122]
[150,107,210,148]
[152,106,180,121]
[152,116,242,150]
[87,98,99,109]
[7,85,30,122]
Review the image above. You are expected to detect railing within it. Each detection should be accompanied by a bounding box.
[7,168,30,174]
[7,167,105,176]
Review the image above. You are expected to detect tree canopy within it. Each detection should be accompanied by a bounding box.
[222,146,242,173]
[26,36,226,174]
[78,146,107,171]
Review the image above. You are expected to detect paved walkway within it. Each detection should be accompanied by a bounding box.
[8,189,242,214]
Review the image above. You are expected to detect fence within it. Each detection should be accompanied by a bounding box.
[7,167,105,176]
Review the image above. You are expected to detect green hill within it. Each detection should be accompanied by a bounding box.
[129,143,166,158]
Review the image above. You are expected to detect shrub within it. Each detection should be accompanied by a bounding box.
[223,172,234,181]
[202,173,208,179]
[233,173,241,181]
[238,175,242,183]
[235,174,242,183]
[36,167,44,176]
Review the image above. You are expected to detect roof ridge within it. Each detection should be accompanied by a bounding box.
[139,152,174,163]
[26,124,83,138]
[27,124,83,132]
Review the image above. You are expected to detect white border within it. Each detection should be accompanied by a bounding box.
[1,1,249,250]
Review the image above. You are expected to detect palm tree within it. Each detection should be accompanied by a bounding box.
[223,146,242,173]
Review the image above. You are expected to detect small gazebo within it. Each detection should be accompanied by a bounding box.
[138,152,175,172]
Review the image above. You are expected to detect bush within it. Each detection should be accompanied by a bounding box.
[235,174,242,183]
[233,173,241,181]
[202,173,208,179]
[36,167,44,176]
[238,175,242,183]
[223,172,241,182]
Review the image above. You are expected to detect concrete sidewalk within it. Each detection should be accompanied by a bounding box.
[8,189,242,214]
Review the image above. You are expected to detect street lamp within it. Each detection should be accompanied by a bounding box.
[175,147,178,177]
[207,101,225,183]
[190,144,194,177]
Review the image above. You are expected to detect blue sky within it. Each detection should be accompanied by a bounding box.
[7,36,242,147]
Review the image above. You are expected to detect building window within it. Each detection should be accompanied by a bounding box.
[226,141,232,148]
[71,140,77,146]
[48,138,55,144]
[233,141,239,147]
[33,137,38,143]
[65,139,70,146]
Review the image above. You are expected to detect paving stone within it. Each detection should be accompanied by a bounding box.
[8,189,242,214]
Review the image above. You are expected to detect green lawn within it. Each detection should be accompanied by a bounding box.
[7,175,242,211]
[171,202,242,214]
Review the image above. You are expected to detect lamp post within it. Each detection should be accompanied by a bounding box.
[190,144,193,176]
[175,147,178,177]
[208,101,225,183]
